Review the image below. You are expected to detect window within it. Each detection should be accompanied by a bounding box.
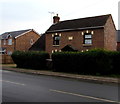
[30,39,34,45]
[53,35,60,45]
[8,39,12,45]
[4,40,6,45]
[84,33,92,44]
[52,49,59,53]
[0,48,6,54]
[68,36,73,41]
[0,40,1,46]
[7,51,12,55]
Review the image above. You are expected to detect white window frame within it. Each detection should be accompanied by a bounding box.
[7,51,12,55]
[30,39,34,45]
[8,39,12,45]
[0,40,1,46]
[4,40,6,45]
[53,35,60,45]
[84,33,92,45]
[68,36,73,40]
[85,39,92,44]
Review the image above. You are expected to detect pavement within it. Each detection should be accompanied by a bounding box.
[2,64,119,84]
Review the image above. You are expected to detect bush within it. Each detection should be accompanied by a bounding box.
[11,51,50,70]
[109,51,120,74]
[52,49,120,75]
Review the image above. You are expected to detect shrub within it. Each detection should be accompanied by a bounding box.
[109,51,120,74]
[52,52,75,72]
[83,49,112,75]
[52,49,120,75]
[11,51,50,70]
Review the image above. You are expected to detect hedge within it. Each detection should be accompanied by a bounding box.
[11,51,50,70]
[52,49,120,75]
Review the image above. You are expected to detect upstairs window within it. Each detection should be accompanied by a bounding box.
[4,40,6,45]
[53,35,60,45]
[84,33,92,44]
[30,39,34,45]
[8,39,12,45]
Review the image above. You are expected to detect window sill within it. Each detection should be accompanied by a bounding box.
[83,44,92,47]
[53,45,60,47]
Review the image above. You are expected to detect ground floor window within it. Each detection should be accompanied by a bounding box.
[0,48,6,54]
[7,51,12,55]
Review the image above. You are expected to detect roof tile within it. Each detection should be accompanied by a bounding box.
[0,29,32,39]
[46,14,111,33]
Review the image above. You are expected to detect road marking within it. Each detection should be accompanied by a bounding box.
[50,89,119,103]
[2,70,11,73]
[0,80,25,86]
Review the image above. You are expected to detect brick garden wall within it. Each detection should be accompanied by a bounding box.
[1,55,14,64]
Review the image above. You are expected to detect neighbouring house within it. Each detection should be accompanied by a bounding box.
[0,29,40,55]
[45,14,117,54]
[117,30,120,51]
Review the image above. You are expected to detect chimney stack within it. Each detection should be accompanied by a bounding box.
[53,14,60,24]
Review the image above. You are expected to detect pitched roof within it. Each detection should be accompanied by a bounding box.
[61,45,78,52]
[117,30,120,42]
[46,14,111,33]
[0,29,32,39]
[29,34,45,51]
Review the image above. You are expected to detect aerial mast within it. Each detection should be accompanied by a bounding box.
[48,12,55,24]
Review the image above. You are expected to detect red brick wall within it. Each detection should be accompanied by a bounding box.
[1,55,14,64]
[104,15,117,51]
[46,28,104,54]
[117,42,120,51]
[15,31,40,51]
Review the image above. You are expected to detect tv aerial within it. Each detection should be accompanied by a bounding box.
[48,12,55,24]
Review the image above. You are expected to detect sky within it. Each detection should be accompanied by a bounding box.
[0,0,119,34]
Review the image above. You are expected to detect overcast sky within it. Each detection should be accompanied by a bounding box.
[0,0,119,34]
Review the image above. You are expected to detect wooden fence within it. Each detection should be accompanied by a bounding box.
[0,55,14,64]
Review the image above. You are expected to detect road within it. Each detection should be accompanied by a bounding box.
[1,69,119,103]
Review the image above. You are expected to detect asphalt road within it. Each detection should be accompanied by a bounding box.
[1,69,119,103]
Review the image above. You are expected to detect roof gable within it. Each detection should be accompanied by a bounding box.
[29,34,45,51]
[0,29,32,39]
[46,14,111,33]
[61,45,78,52]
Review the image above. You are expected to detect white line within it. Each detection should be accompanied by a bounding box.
[0,80,25,86]
[50,89,119,103]
[2,70,11,73]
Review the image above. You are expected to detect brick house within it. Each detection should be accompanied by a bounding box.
[45,14,116,54]
[117,30,120,51]
[0,29,40,55]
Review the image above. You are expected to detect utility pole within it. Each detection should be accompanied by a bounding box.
[48,12,55,24]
